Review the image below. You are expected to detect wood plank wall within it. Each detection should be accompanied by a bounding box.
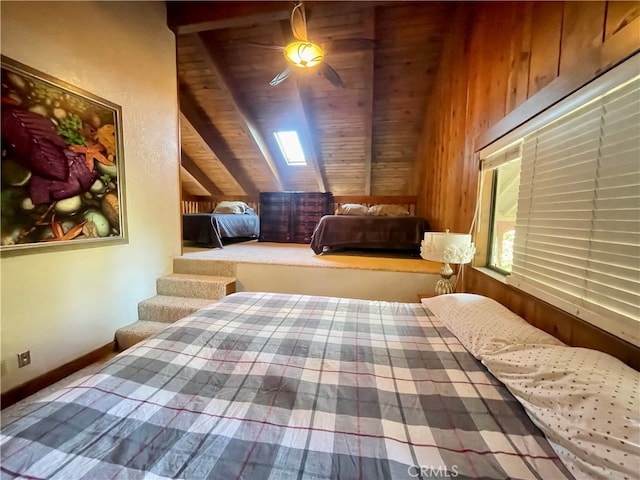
[415,1,640,365]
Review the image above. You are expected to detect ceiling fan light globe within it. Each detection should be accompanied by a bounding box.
[284,41,324,68]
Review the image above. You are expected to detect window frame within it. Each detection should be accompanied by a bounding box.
[475,53,640,346]
[273,130,307,166]
[478,143,522,277]
[486,170,512,275]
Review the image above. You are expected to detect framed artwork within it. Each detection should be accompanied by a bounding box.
[1,56,127,255]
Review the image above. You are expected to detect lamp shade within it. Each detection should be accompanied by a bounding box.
[284,41,324,68]
[421,231,475,264]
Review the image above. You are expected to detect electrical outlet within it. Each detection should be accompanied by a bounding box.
[17,351,31,368]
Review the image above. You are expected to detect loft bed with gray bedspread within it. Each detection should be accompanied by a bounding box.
[181,200,259,249]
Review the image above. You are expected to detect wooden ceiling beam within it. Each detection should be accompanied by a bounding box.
[166,1,393,35]
[192,33,284,191]
[166,1,292,35]
[180,166,211,197]
[296,87,328,192]
[180,150,224,196]
[178,95,257,196]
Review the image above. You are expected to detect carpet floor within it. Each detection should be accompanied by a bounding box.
[182,241,440,274]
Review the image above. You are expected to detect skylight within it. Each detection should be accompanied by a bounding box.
[274,130,307,165]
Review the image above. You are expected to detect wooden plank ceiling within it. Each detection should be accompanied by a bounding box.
[167,1,454,199]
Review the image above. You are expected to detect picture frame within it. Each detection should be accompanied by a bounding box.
[1,56,128,256]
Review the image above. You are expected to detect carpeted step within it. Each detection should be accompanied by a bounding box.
[173,257,236,277]
[156,273,235,300]
[138,295,214,324]
[115,320,170,351]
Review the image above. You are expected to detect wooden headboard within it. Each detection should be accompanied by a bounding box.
[332,195,418,215]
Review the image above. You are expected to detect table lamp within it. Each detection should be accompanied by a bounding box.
[421,230,476,295]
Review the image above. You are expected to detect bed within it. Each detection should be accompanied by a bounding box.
[310,214,430,254]
[182,201,259,248]
[2,292,637,479]
[310,198,430,255]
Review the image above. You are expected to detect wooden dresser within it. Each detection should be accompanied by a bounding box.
[259,192,334,243]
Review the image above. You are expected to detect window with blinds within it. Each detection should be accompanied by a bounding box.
[479,54,640,346]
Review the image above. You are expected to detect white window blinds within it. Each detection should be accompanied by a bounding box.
[508,68,640,346]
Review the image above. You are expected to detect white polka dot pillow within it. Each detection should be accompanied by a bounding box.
[482,346,639,480]
[421,293,564,359]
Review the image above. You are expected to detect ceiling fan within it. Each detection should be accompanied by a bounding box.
[246,1,374,88]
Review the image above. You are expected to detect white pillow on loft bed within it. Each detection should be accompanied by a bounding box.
[213,201,250,214]
[334,203,368,215]
[367,204,410,216]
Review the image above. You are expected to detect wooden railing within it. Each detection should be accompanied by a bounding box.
[181,195,418,215]
[181,197,259,214]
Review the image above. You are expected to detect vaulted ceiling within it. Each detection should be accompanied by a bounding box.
[167,1,455,200]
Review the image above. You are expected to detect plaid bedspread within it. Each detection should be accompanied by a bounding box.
[1,292,572,479]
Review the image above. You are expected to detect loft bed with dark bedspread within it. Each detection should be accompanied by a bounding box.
[310,196,429,254]
[310,214,429,254]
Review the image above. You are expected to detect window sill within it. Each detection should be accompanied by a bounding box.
[472,266,508,284]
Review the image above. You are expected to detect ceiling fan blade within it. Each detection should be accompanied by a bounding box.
[322,38,375,52]
[269,66,293,86]
[290,1,308,41]
[320,62,344,88]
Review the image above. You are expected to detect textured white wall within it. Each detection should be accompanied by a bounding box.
[0,1,180,392]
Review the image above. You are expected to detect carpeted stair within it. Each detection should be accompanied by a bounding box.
[115,258,236,351]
